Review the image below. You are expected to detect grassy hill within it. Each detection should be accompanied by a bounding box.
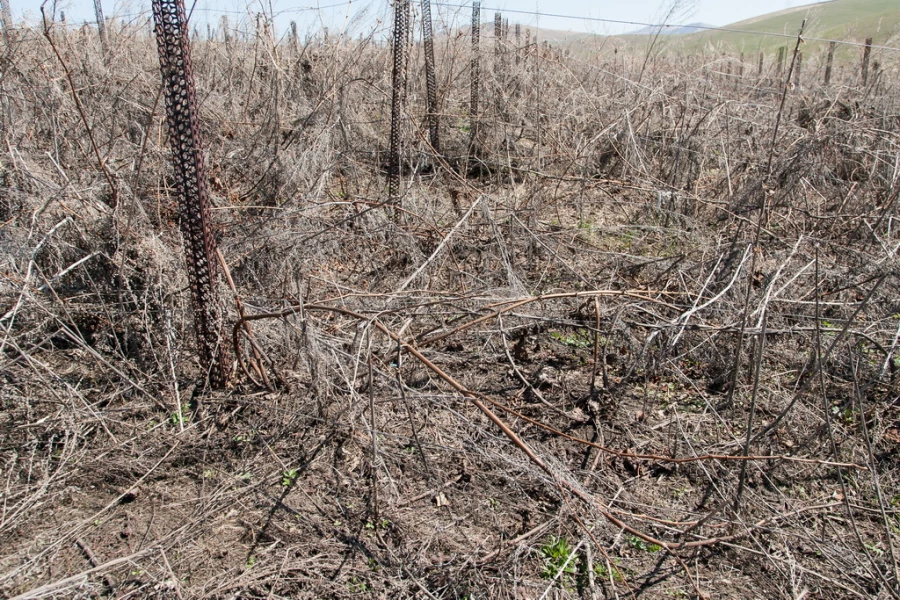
[679,0,900,54]
[551,0,900,65]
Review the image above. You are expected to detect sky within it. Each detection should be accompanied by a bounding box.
[9,0,824,38]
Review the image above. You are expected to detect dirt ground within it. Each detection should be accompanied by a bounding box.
[2,14,900,600]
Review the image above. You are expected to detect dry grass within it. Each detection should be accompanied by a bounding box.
[1,12,900,600]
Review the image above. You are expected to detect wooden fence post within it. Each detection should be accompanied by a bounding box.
[776,46,785,81]
[824,41,835,86]
[0,0,12,42]
[514,22,520,64]
[93,0,108,55]
[861,37,872,86]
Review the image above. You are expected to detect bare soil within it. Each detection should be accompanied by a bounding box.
[1,15,900,600]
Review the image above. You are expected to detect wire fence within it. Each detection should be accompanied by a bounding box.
[11,0,900,54]
[4,0,894,198]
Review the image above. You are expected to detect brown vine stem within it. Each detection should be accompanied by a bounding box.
[40,5,118,208]
[814,249,900,600]
[217,248,271,389]
[233,302,864,470]
[721,19,807,418]
[417,288,682,347]
[231,301,867,555]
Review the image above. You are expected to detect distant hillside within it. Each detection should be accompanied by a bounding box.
[685,0,900,53]
[627,23,715,36]
[479,0,900,62]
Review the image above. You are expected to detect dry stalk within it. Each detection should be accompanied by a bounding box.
[39,7,118,208]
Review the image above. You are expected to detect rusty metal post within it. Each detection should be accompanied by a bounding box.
[421,0,440,152]
[469,1,480,154]
[824,41,835,86]
[861,37,872,86]
[151,0,228,388]
[388,0,410,200]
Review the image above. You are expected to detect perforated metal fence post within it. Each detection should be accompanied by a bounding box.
[757,52,763,79]
[469,1,480,155]
[824,41,835,86]
[861,37,872,87]
[388,0,410,201]
[93,0,108,56]
[152,0,228,389]
[493,11,504,119]
[421,0,440,152]
[793,51,802,89]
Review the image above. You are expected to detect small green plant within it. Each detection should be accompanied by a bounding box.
[540,536,577,584]
[364,518,390,532]
[281,468,299,488]
[593,561,625,582]
[348,576,370,593]
[626,534,661,553]
[246,555,256,569]
[170,403,191,427]
[550,329,592,349]
[864,542,885,557]
[454,117,471,133]
[890,515,900,536]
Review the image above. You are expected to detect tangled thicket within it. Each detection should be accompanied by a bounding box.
[1,13,899,600]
